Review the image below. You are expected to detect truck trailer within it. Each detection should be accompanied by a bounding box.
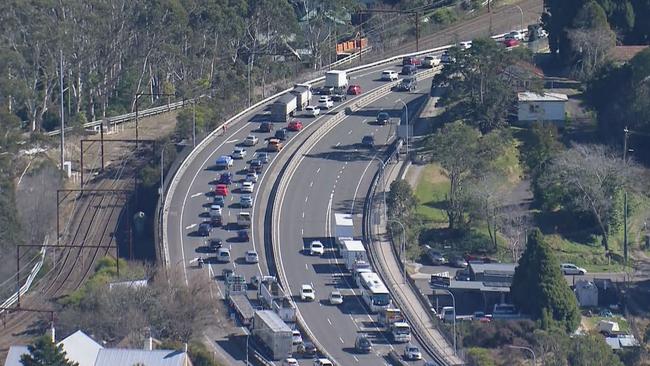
[252,310,293,361]
[334,213,354,251]
[324,70,348,89]
[340,239,367,271]
[271,94,297,122]
[291,84,312,110]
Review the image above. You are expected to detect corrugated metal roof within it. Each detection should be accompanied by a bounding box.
[518,92,568,102]
[470,263,517,274]
[57,330,103,366]
[3,346,29,366]
[94,349,190,366]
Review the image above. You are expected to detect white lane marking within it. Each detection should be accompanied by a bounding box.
[350,153,379,215]
[305,196,309,203]
[305,263,309,270]
[191,192,203,198]
[225,139,239,143]
[348,130,353,135]
[335,142,341,147]
[309,181,314,187]
[339,337,345,344]
[185,224,197,230]
[316,167,321,173]
[353,356,359,362]
[302,212,305,218]
[301,228,304,235]
[327,318,333,326]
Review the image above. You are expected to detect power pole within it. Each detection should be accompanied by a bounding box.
[623,127,630,265]
[59,50,65,172]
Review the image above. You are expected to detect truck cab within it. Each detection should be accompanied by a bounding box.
[237,212,251,228]
[390,322,411,343]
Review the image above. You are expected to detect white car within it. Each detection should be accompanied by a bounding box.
[309,240,324,256]
[241,181,254,193]
[292,330,303,345]
[245,250,259,264]
[560,263,586,275]
[301,284,315,301]
[507,30,526,41]
[329,290,343,305]
[459,40,472,50]
[404,343,422,360]
[231,147,247,159]
[283,358,299,366]
[305,105,320,117]
[318,96,334,109]
[313,359,333,366]
[243,135,259,146]
[209,204,222,216]
[245,172,258,183]
[381,70,399,81]
[216,248,231,263]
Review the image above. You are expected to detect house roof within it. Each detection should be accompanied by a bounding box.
[518,92,568,102]
[57,330,103,366]
[3,346,29,366]
[94,349,190,366]
[445,280,511,292]
[605,337,622,350]
[609,46,648,63]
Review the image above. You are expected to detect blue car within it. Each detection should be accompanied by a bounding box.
[215,155,233,169]
[238,230,250,242]
[218,172,233,185]
[213,196,225,207]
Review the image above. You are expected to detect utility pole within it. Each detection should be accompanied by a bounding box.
[623,126,630,265]
[59,50,65,172]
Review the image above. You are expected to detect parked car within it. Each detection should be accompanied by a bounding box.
[355,335,372,353]
[240,195,253,208]
[305,105,320,117]
[425,245,446,265]
[318,96,334,109]
[459,40,472,50]
[237,229,250,242]
[287,120,303,131]
[245,172,258,183]
[267,138,283,152]
[309,240,324,256]
[402,56,421,66]
[376,111,390,125]
[207,238,223,251]
[292,330,303,345]
[507,29,526,40]
[243,135,259,146]
[218,172,233,185]
[245,250,259,264]
[241,181,254,193]
[560,263,587,275]
[214,184,229,197]
[301,284,315,301]
[381,70,399,81]
[216,248,231,263]
[449,255,468,268]
[361,135,375,148]
[259,121,274,132]
[231,147,247,159]
[404,344,422,360]
[248,159,263,173]
[198,222,212,236]
[347,84,362,95]
[329,290,343,305]
[504,38,520,48]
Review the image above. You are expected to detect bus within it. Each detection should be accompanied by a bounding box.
[357,272,391,313]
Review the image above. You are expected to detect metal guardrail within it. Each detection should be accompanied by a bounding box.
[0,238,47,314]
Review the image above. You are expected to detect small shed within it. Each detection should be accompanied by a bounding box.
[598,320,620,333]
[517,92,568,124]
[574,280,598,307]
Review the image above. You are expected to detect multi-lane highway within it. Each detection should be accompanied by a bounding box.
[274,79,436,366]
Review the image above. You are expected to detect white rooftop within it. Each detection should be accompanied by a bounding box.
[341,240,365,251]
[518,92,568,102]
[58,330,103,366]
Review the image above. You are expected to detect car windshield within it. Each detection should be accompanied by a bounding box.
[303,288,313,293]
[378,113,388,119]
[372,294,390,306]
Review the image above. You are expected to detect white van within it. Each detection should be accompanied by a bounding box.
[217,248,231,263]
[237,212,251,227]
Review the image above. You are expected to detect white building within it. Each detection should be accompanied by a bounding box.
[574,280,598,307]
[517,92,568,124]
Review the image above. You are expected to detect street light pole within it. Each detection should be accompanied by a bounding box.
[507,345,536,365]
[513,5,524,31]
[395,99,409,156]
[436,288,457,355]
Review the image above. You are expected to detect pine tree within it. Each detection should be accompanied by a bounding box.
[20,336,79,366]
[511,229,581,332]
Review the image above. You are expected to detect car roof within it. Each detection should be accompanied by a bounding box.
[301,284,313,289]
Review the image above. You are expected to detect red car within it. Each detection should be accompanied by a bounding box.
[287,120,303,131]
[214,184,229,196]
[347,84,362,95]
[503,38,520,48]
[402,56,421,66]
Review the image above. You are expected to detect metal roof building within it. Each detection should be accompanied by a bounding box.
[95,349,191,366]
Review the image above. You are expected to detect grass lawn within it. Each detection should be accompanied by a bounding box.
[414,163,449,225]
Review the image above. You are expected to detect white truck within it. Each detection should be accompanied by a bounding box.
[252,310,293,361]
[237,212,251,228]
[351,260,372,285]
[324,70,348,89]
[291,83,312,110]
[271,94,297,122]
[379,308,405,330]
[340,239,367,271]
[258,278,296,323]
[390,321,412,343]
[334,213,354,251]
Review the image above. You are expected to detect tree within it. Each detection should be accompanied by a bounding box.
[539,144,640,250]
[427,121,508,230]
[568,335,624,366]
[386,179,417,220]
[511,229,581,332]
[567,1,616,80]
[20,336,78,366]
